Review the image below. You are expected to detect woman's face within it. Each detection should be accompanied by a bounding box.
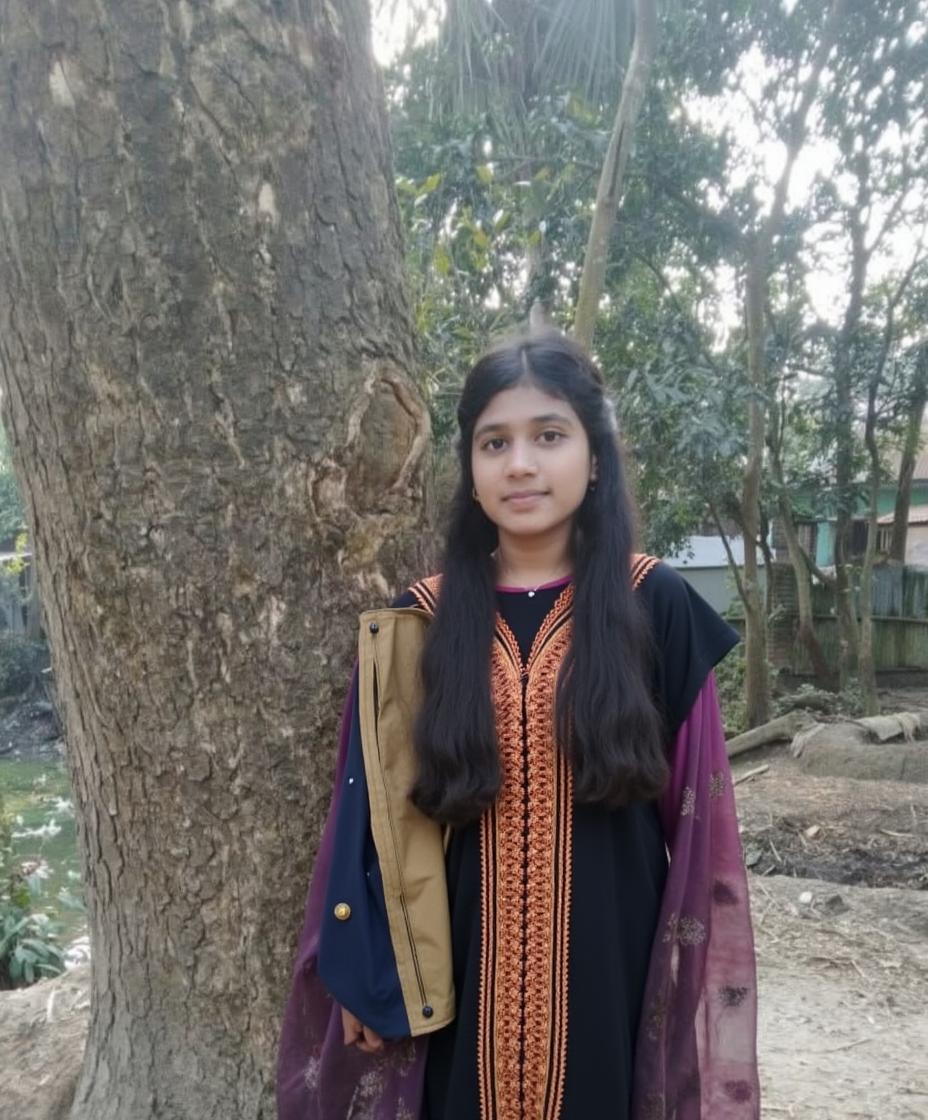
[470,380,595,543]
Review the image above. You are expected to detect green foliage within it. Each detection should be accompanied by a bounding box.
[0,425,27,543]
[0,788,11,881]
[713,642,747,737]
[387,0,928,603]
[0,873,67,989]
[0,760,85,947]
[0,772,82,989]
[386,0,763,555]
[0,634,48,697]
[0,471,26,544]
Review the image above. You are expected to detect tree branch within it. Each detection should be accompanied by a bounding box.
[573,0,658,348]
[708,498,749,606]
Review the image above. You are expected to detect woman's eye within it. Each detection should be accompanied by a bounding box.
[539,430,564,444]
[483,437,506,451]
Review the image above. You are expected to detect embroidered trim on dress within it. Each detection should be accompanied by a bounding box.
[481,585,575,1120]
[404,556,661,1120]
[631,552,661,589]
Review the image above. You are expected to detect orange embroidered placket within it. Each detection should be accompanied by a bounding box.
[410,554,659,1120]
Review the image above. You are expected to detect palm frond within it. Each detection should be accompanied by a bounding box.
[534,0,634,106]
[417,0,635,121]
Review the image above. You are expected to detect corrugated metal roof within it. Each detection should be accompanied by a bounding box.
[877,504,928,526]
[885,426,928,481]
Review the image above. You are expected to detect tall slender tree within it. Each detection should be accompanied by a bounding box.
[737,0,846,725]
[573,0,658,349]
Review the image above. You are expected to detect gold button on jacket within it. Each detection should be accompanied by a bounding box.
[333,902,351,921]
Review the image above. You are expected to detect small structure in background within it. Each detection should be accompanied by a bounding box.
[876,505,928,566]
[790,428,928,570]
[666,533,765,615]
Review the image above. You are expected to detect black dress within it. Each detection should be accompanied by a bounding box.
[393,582,669,1120]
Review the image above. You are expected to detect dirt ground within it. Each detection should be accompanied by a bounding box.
[735,709,928,1120]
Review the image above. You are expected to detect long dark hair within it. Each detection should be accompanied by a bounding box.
[411,329,667,825]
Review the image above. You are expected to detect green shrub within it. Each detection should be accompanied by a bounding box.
[0,635,48,696]
[714,643,747,737]
[0,870,67,989]
[0,788,11,885]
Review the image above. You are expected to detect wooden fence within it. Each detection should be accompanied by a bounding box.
[763,562,928,674]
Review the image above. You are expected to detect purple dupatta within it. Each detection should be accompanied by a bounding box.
[633,672,759,1119]
[277,672,759,1120]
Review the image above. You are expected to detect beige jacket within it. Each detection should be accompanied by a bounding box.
[356,606,455,1036]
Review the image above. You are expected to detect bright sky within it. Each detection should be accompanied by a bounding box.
[372,1,437,66]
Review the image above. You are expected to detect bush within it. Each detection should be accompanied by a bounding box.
[714,643,747,737]
[0,635,48,696]
[0,870,67,989]
[0,788,10,875]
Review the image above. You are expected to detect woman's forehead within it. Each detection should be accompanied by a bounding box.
[473,382,578,429]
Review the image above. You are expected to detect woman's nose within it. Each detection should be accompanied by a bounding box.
[506,440,538,474]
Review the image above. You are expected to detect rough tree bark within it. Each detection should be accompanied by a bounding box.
[0,3,430,1118]
[573,0,658,349]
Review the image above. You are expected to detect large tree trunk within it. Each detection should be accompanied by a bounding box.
[890,344,928,562]
[573,0,658,349]
[0,3,430,1118]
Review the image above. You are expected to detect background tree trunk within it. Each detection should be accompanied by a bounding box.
[776,492,834,690]
[859,387,882,716]
[573,0,658,349]
[737,0,845,726]
[858,255,923,715]
[831,197,868,690]
[767,403,834,689]
[890,344,928,562]
[0,3,430,1118]
[741,252,771,726]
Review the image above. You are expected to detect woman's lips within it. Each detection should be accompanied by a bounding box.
[504,491,547,509]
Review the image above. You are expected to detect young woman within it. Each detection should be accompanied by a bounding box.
[277,330,759,1120]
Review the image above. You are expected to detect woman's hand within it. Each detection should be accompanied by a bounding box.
[340,1005,385,1054]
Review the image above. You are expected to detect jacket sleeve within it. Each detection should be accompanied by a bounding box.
[316,666,411,1040]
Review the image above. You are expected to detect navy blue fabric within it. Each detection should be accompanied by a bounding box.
[316,665,411,1040]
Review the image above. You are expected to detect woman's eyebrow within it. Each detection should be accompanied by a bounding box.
[474,412,574,440]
